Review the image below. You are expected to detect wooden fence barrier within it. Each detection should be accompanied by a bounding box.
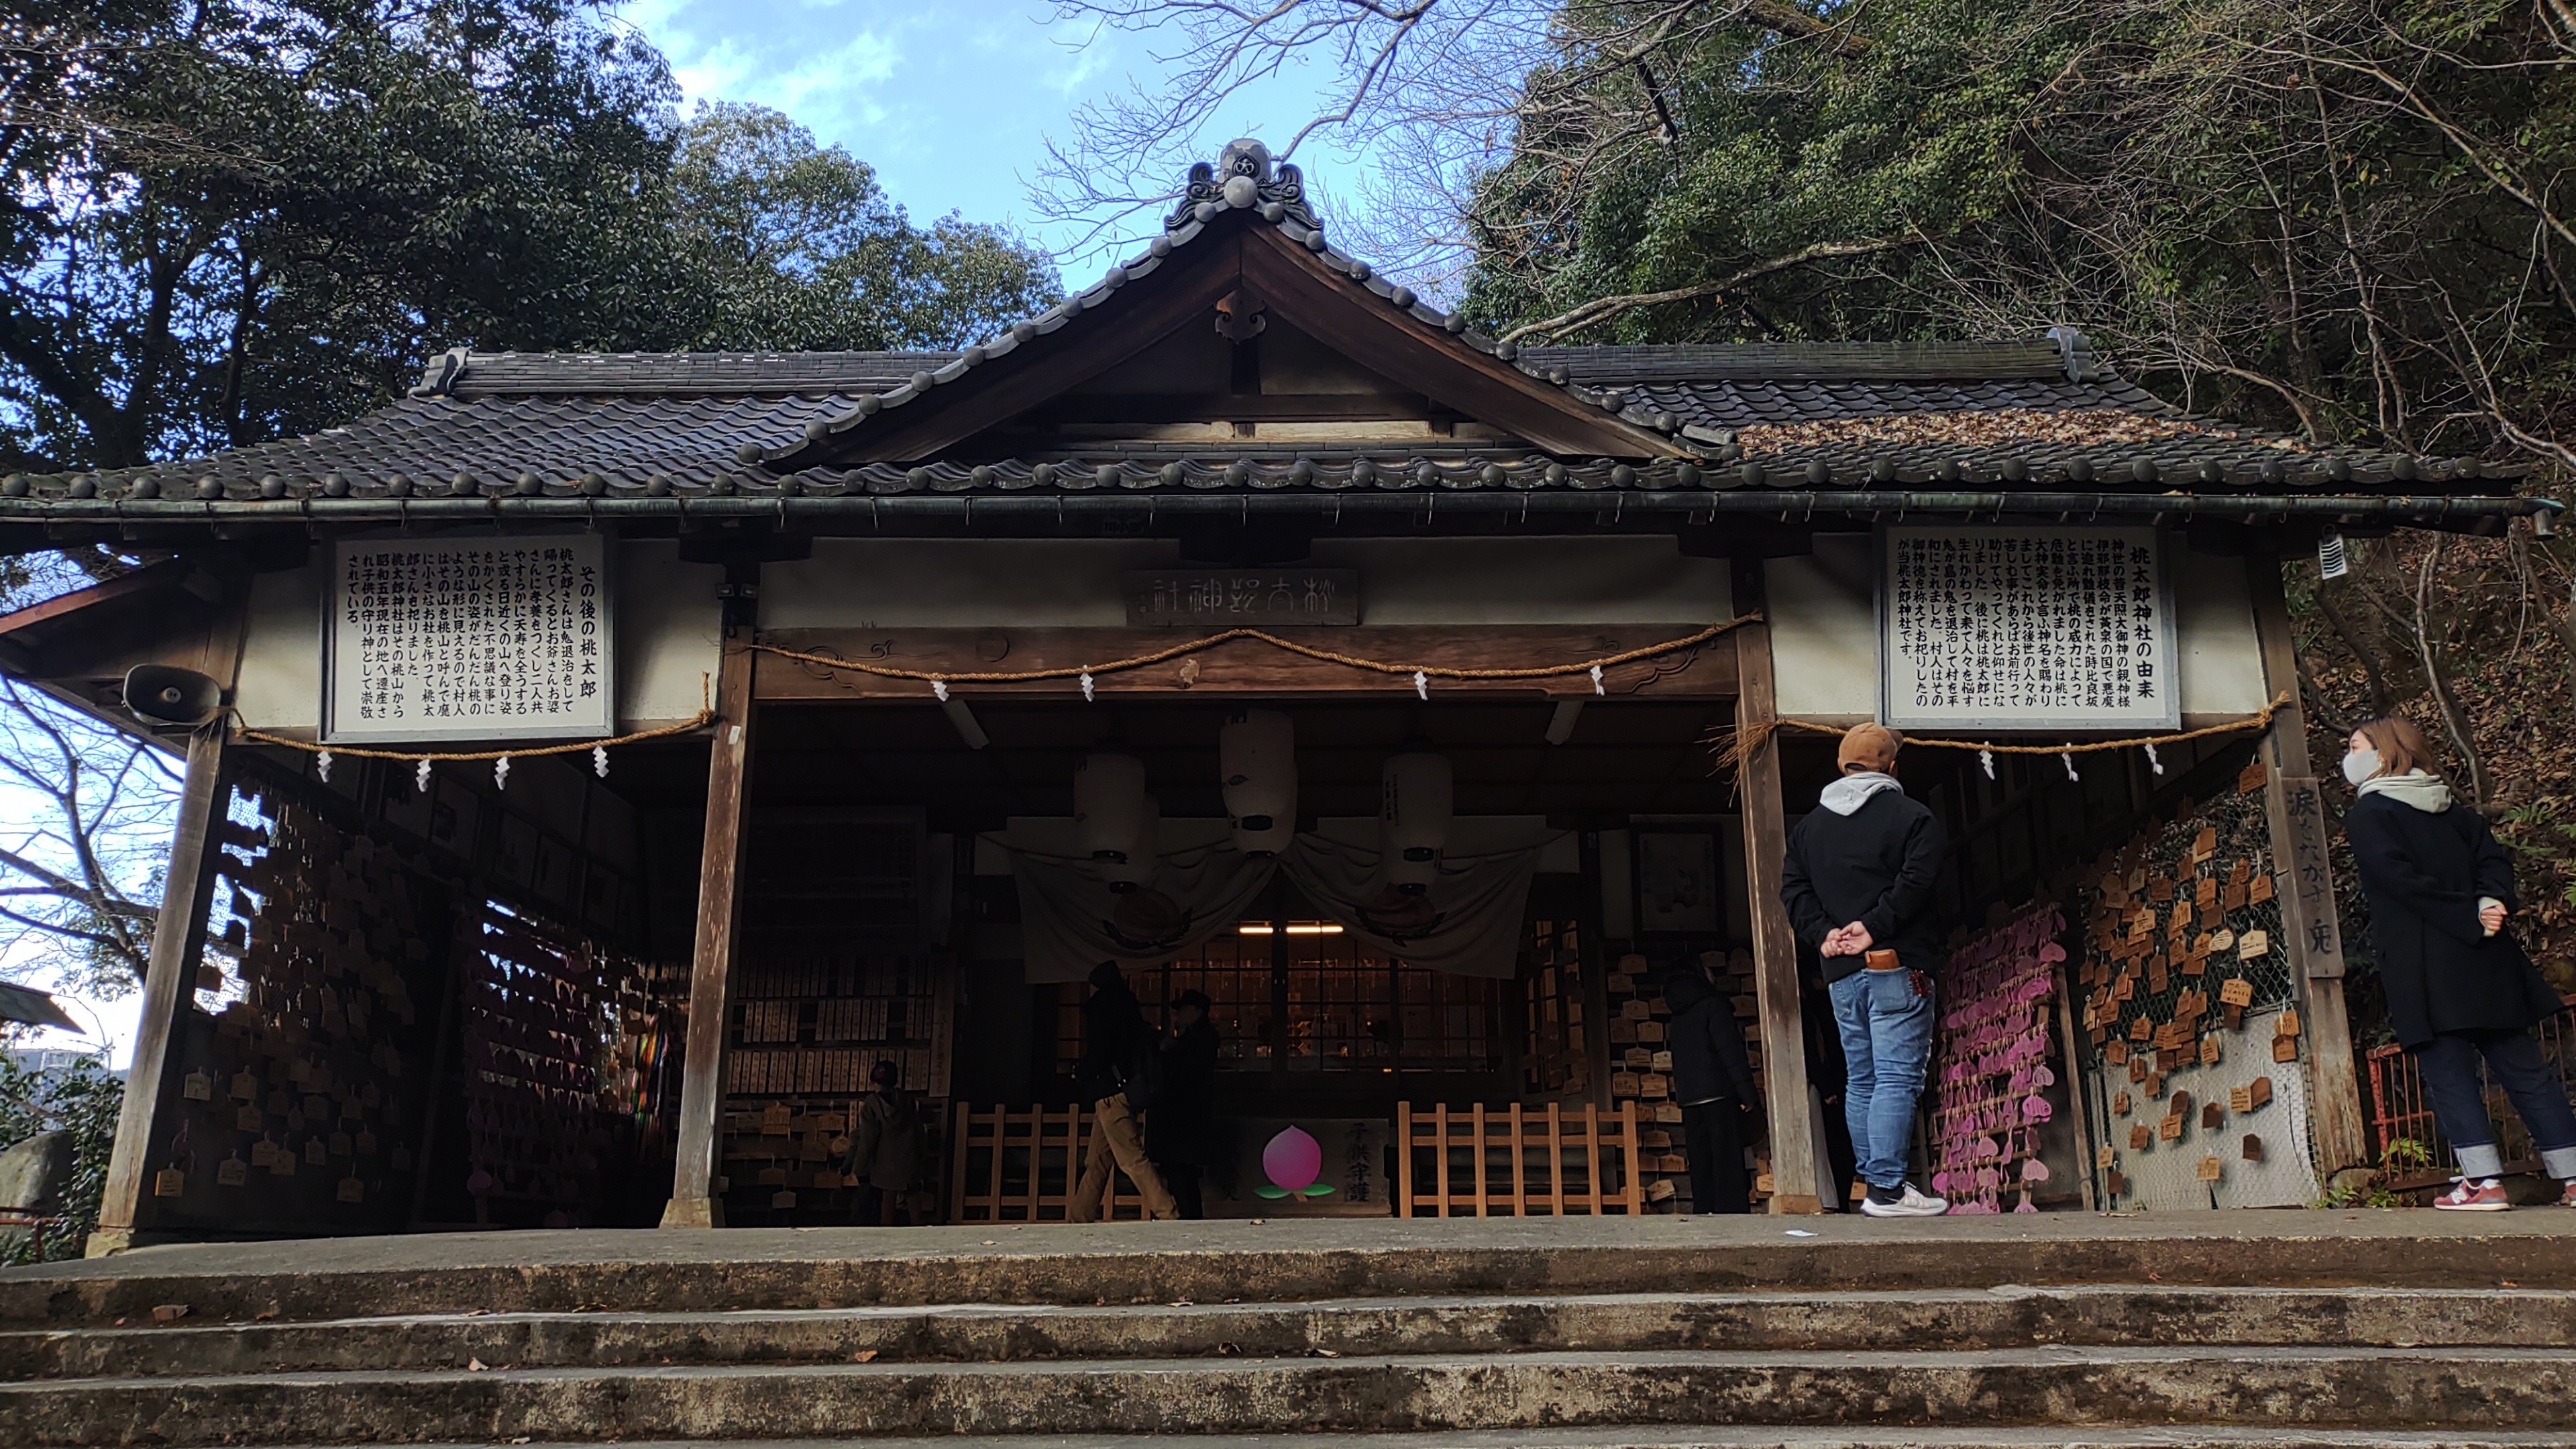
[1395,1101,1644,1216]
[947,1104,1147,1222]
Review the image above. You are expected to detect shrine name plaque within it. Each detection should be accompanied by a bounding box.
[1124,569,1359,627]
[325,535,612,743]
[1878,525,2177,731]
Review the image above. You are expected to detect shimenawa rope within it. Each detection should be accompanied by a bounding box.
[1709,692,2293,777]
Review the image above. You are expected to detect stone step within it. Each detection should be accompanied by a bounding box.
[10,1346,2576,1446]
[44,1419,2576,1449]
[8,1216,2571,1326]
[9,1285,2575,1379]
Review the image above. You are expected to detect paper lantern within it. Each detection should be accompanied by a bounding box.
[1380,751,1453,892]
[1220,708,1297,856]
[1101,795,1161,894]
[1075,753,1149,862]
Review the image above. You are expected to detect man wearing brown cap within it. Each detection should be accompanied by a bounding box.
[1781,722,1950,1217]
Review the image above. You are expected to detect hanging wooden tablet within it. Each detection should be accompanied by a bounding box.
[2196,1155,2224,1182]
[2242,1134,2265,1163]
[2202,1102,2225,1130]
[2249,873,2275,904]
[154,1168,184,1197]
[216,1157,248,1187]
[2249,1075,2273,1108]
[2129,1124,2151,1150]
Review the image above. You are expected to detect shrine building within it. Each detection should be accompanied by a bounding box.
[1,142,2557,1248]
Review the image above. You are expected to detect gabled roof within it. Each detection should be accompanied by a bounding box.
[0,140,2546,539]
[749,139,1681,468]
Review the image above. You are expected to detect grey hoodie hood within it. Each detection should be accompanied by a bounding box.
[1819,771,1904,816]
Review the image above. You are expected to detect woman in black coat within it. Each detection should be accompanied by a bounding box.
[2341,716,2575,1210]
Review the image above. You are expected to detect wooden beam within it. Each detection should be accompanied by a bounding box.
[754,625,1737,701]
[841,236,1252,464]
[1238,225,1682,460]
[1729,557,1824,1215]
[2247,555,2370,1177]
[661,621,759,1228]
[87,724,225,1256]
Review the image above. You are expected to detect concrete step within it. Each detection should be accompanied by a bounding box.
[10,1346,2576,1446]
[9,1215,2573,1326]
[63,1429,2576,1449]
[9,1285,2576,1379]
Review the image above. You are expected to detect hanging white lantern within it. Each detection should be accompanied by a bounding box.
[1220,708,1297,856]
[1380,751,1453,893]
[1075,753,1149,862]
[1102,795,1161,894]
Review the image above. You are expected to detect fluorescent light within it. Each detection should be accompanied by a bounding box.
[1285,924,1344,935]
[1238,924,1273,935]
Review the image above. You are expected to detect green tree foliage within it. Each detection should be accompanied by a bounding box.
[1458,0,2576,467]
[0,1,1058,475]
[673,103,1060,352]
[0,1049,122,1263]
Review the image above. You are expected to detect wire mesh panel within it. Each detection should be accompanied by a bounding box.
[2070,760,2322,1208]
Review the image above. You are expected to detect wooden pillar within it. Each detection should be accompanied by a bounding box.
[1731,557,1824,1214]
[88,725,227,1256]
[661,570,759,1229]
[2248,553,2371,1177]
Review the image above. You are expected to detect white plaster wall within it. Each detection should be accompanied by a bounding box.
[617,541,723,726]
[234,565,321,731]
[762,537,1731,629]
[1769,536,1877,722]
[1763,532,2268,725]
[2174,548,2267,716]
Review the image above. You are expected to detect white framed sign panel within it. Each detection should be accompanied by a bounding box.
[1878,524,2178,732]
[324,534,614,744]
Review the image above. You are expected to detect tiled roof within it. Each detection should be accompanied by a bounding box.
[0,140,2528,513]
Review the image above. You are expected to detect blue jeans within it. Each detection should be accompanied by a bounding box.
[2414,1029,2576,1181]
[1829,965,1935,1191]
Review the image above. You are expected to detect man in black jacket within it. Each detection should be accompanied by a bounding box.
[1068,961,1180,1222]
[1664,960,1762,1214]
[1781,722,1949,1218]
[1148,989,1222,1219]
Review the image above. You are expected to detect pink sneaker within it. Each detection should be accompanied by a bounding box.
[2559,1180,2576,1209]
[2435,1178,2512,1212]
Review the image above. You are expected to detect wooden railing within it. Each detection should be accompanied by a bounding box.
[1395,1101,1643,1216]
[947,1104,1147,1222]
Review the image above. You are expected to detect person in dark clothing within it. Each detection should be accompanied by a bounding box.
[2341,716,2576,1211]
[1069,961,1179,1222]
[1148,989,1222,1219]
[1663,961,1763,1214]
[1781,721,1949,1218]
[843,1058,922,1225]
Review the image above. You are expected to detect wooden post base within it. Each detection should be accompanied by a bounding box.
[1768,1193,1825,1216]
[658,1196,726,1229]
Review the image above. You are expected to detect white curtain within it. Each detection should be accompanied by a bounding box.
[989,818,1277,985]
[1275,820,1563,979]
[987,817,1565,984]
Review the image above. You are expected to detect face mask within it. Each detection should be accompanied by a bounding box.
[2342,747,2381,787]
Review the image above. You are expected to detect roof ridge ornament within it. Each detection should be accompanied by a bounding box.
[1168,139,1316,232]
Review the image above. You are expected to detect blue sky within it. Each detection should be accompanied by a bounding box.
[614,0,1361,266]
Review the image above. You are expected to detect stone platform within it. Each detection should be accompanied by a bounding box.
[4,1210,2575,1446]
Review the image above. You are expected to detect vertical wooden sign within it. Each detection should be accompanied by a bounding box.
[2265,774,2347,980]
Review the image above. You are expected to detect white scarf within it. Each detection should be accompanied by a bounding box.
[1819,771,1903,816]
[2357,769,2453,814]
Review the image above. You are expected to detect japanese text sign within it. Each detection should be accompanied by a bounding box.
[326,536,612,743]
[1124,569,1359,627]
[1880,525,2178,730]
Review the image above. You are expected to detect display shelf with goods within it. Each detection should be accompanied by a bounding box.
[718,810,955,1226]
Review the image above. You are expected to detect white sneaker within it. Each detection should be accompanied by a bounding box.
[1858,1183,1949,1218]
